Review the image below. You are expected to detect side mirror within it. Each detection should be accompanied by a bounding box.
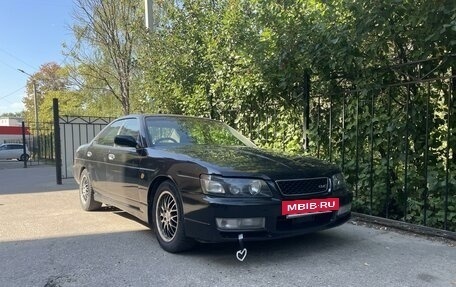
[114,135,138,148]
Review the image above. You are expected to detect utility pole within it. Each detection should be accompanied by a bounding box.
[18,69,40,160]
[145,0,153,29]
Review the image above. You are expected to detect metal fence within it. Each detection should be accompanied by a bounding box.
[2,122,55,165]
[18,116,113,177]
[310,56,455,231]
[58,115,114,178]
[28,122,55,163]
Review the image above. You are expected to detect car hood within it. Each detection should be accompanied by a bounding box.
[156,145,339,180]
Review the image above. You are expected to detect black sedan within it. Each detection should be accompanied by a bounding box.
[73,115,352,252]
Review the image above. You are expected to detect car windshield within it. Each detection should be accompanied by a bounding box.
[145,116,256,147]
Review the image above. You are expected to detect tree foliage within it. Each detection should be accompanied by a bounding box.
[0,112,23,117]
[67,0,144,115]
[22,62,72,125]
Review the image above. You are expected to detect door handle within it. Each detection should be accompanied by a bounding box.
[87,151,92,158]
[108,153,115,161]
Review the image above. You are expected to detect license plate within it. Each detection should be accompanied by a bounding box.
[281,198,339,216]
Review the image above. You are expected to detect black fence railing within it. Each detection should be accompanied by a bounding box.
[23,122,56,164]
[22,116,113,177]
[311,56,455,232]
[3,122,55,165]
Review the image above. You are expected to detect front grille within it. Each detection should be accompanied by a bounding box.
[276,177,330,196]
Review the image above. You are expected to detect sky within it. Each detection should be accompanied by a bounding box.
[0,0,75,115]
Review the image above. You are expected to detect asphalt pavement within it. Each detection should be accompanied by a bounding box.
[0,164,455,287]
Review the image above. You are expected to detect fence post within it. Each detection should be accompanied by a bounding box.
[53,98,62,185]
[21,121,27,168]
[403,85,411,222]
[444,68,454,230]
[302,71,310,151]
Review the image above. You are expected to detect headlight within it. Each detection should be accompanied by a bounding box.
[200,174,272,197]
[331,173,346,191]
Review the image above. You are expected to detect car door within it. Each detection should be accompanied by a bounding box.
[106,118,142,205]
[88,120,124,197]
[11,144,22,159]
[5,144,17,159]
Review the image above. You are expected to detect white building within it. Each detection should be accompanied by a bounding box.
[0,117,23,127]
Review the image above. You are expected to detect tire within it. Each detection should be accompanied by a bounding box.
[79,169,102,211]
[19,154,29,161]
[152,181,195,253]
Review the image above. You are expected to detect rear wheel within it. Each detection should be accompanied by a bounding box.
[152,181,195,253]
[79,169,102,211]
[19,154,29,161]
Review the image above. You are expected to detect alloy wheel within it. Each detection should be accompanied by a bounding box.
[155,190,178,242]
[81,175,89,203]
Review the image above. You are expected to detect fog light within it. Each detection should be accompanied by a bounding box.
[337,203,351,216]
[216,217,265,230]
[229,186,241,195]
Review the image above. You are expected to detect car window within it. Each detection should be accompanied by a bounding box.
[118,118,140,141]
[146,118,182,144]
[182,122,245,146]
[145,117,255,147]
[148,126,181,144]
[94,120,124,146]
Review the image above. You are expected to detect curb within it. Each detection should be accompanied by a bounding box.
[351,212,456,242]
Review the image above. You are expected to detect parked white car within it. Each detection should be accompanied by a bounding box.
[0,143,30,161]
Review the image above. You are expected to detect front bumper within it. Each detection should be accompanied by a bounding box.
[182,194,352,243]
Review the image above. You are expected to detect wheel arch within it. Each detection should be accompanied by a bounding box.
[147,175,180,223]
[75,165,87,184]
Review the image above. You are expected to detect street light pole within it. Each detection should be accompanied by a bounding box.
[18,69,40,160]
[32,80,39,134]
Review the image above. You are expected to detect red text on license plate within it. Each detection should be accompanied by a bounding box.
[281,198,339,216]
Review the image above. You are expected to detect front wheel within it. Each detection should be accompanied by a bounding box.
[152,181,195,253]
[79,169,102,211]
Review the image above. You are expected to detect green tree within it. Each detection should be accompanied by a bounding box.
[0,112,23,117]
[22,63,71,125]
[68,0,144,115]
